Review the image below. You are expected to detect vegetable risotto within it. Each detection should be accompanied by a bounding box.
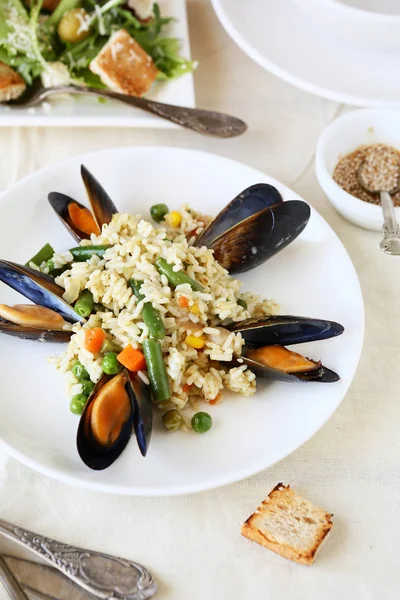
[45,204,277,428]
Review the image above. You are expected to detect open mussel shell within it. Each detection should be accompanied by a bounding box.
[127,370,153,457]
[0,260,83,324]
[195,183,283,248]
[77,369,153,470]
[228,316,344,347]
[209,200,311,274]
[48,192,91,243]
[241,356,340,383]
[0,318,72,342]
[81,165,118,230]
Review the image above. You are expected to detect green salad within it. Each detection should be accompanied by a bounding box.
[0,0,196,97]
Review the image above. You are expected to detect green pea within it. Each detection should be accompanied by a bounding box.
[150,203,169,223]
[72,360,90,381]
[101,339,122,354]
[81,380,95,397]
[191,411,212,433]
[162,410,183,432]
[102,352,123,375]
[70,394,87,415]
[237,298,247,310]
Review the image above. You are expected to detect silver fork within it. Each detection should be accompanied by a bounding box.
[4,81,247,138]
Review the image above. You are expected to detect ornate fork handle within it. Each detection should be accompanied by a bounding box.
[0,519,157,600]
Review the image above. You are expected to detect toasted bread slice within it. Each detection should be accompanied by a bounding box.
[0,62,26,102]
[241,484,333,565]
[90,29,158,97]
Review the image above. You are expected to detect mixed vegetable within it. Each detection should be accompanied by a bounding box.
[0,0,195,94]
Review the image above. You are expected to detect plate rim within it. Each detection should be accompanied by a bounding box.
[211,0,400,108]
[0,145,365,496]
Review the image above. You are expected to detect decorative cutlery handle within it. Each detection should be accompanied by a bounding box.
[0,520,157,600]
[381,191,397,234]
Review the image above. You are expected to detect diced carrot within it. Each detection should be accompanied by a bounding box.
[182,383,192,393]
[178,296,189,308]
[84,328,106,354]
[68,202,101,236]
[209,393,222,405]
[117,344,146,372]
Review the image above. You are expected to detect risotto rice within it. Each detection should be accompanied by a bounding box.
[46,205,277,421]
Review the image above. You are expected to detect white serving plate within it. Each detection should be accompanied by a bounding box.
[211,0,400,107]
[316,109,400,230]
[0,0,195,128]
[0,147,364,496]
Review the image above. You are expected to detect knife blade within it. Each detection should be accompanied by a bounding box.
[2,556,98,600]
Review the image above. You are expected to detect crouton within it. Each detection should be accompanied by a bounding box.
[89,29,158,97]
[241,484,333,565]
[0,62,26,102]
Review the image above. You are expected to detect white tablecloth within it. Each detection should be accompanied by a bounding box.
[1,2,400,598]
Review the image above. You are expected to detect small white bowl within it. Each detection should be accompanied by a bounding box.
[315,108,400,231]
[292,0,400,50]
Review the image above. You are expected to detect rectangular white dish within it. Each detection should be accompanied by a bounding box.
[0,0,195,128]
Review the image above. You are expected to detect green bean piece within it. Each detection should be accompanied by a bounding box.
[101,338,122,355]
[191,411,212,433]
[162,410,183,432]
[102,352,123,375]
[70,394,87,415]
[74,289,94,318]
[69,245,111,262]
[72,360,90,381]
[47,263,70,278]
[237,298,248,310]
[46,259,55,272]
[94,302,107,313]
[129,279,166,339]
[155,258,204,292]
[142,338,171,403]
[81,380,95,397]
[26,243,54,267]
[150,203,169,223]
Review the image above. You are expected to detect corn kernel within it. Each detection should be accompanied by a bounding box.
[167,211,182,228]
[185,334,205,349]
[190,303,200,315]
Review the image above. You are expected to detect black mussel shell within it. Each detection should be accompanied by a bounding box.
[127,370,153,457]
[195,183,283,248]
[77,373,134,471]
[0,260,83,324]
[209,200,311,274]
[0,318,72,342]
[48,192,91,243]
[77,369,153,470]
[81,165,118,230]
[241,356,340,383]
[229,316,344,347]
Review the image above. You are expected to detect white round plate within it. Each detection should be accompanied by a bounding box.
[0,147,364,496]
[211,0,400,107]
